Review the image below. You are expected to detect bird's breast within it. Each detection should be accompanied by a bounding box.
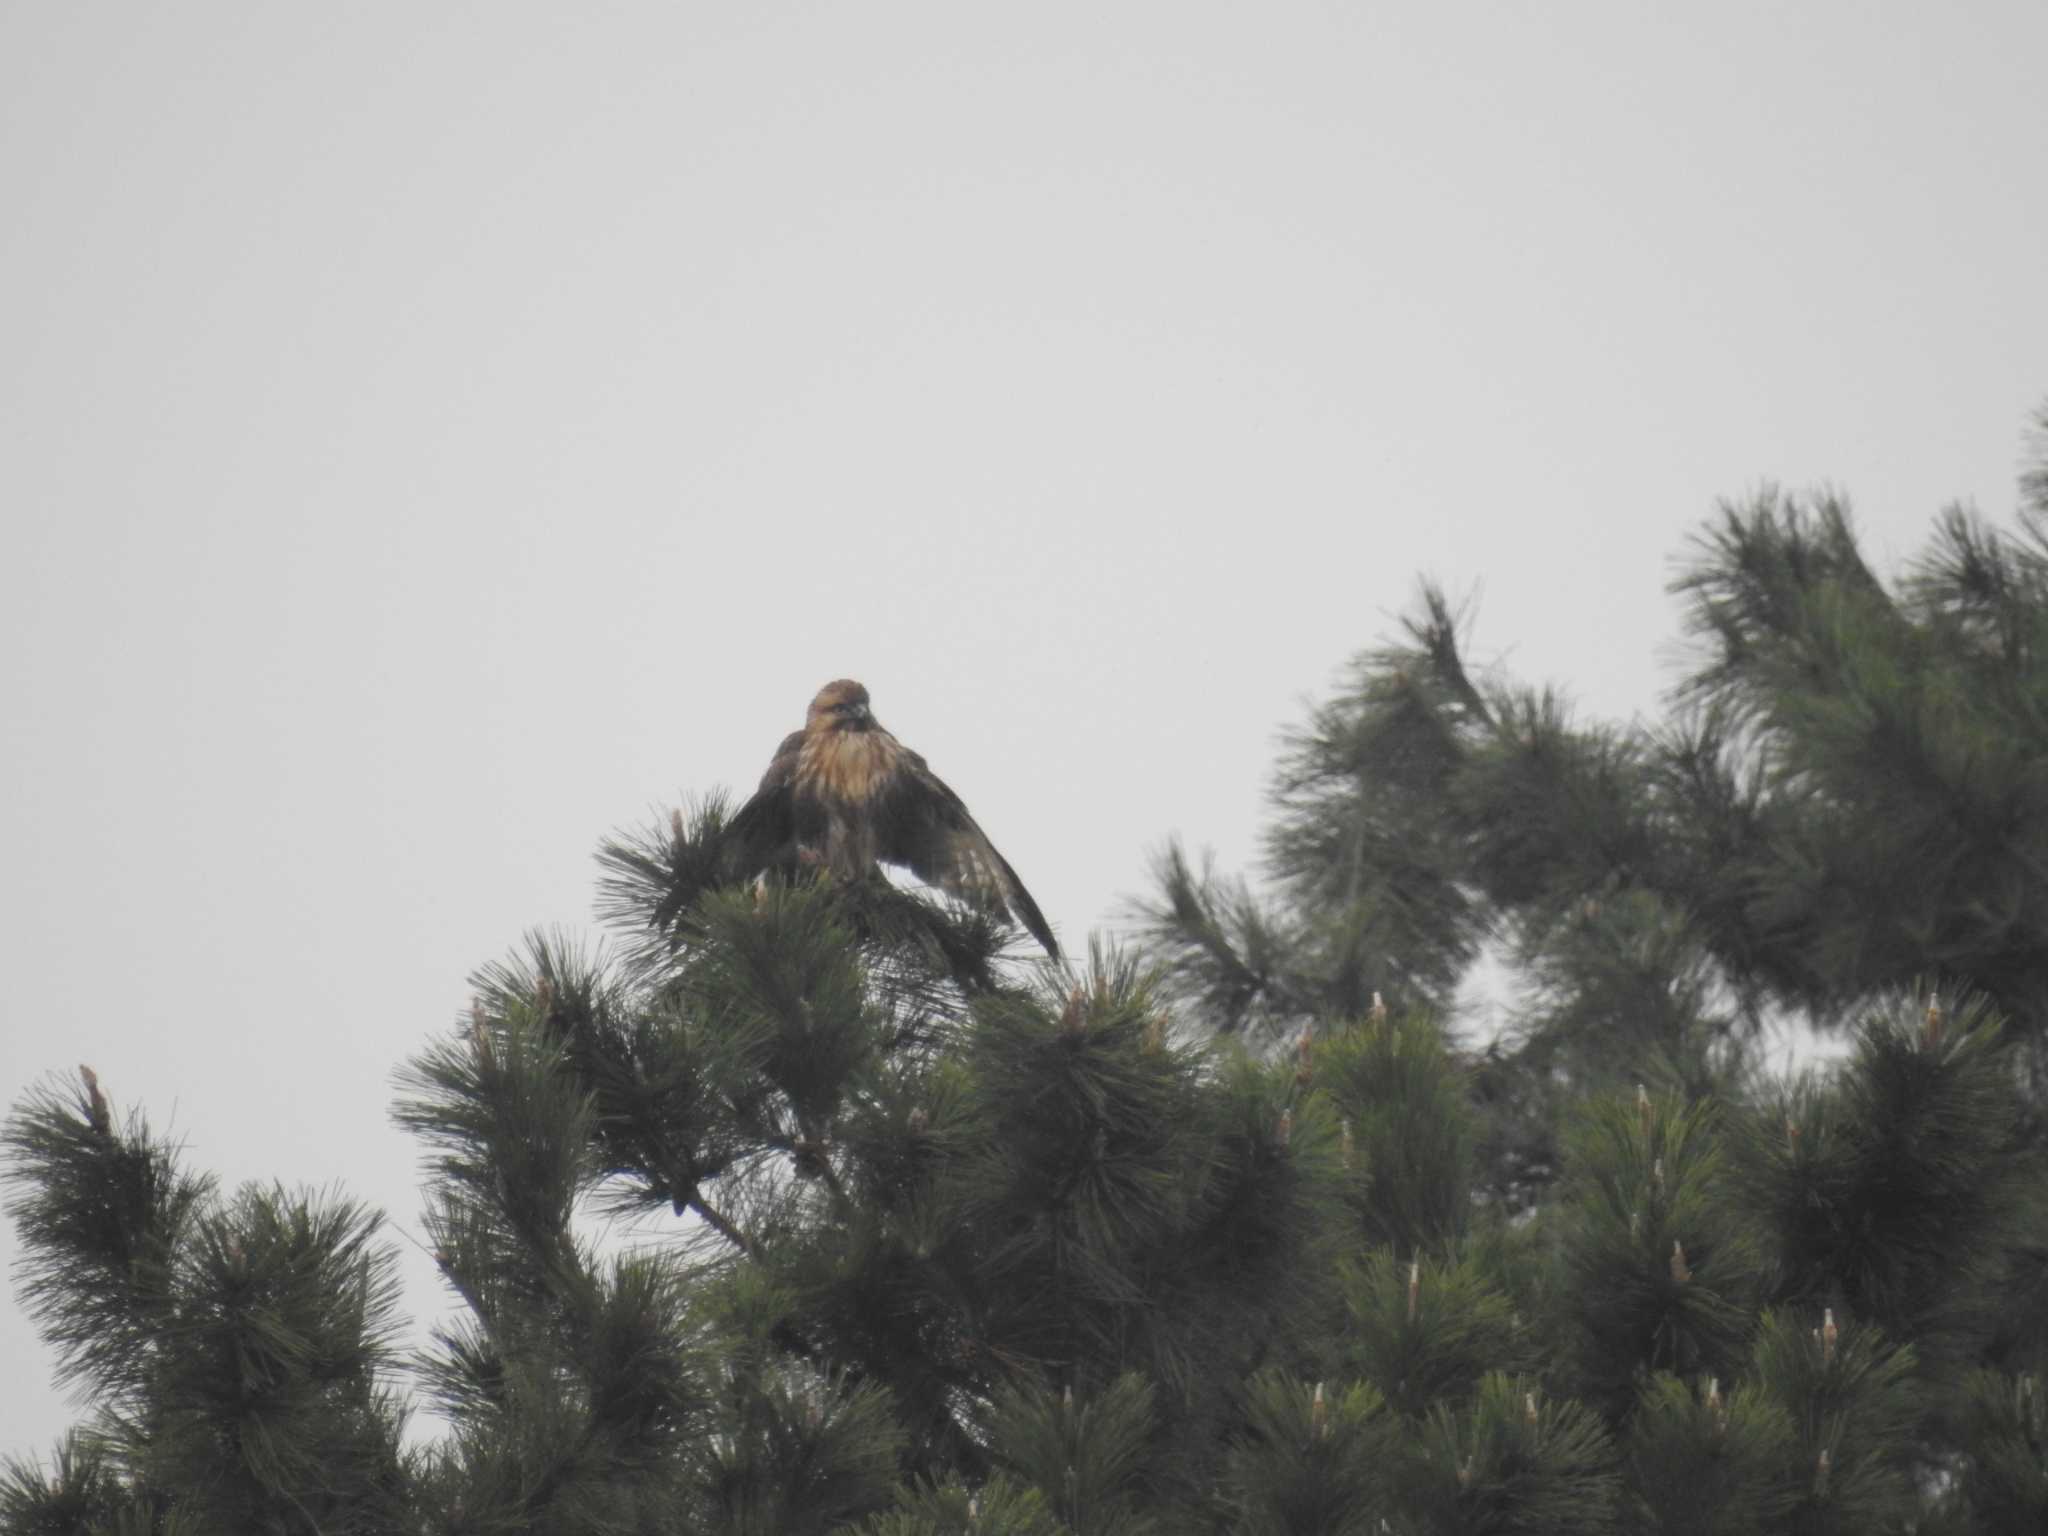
[801,729,895,803]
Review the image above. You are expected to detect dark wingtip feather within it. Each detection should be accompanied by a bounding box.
[1005,873,1060,959]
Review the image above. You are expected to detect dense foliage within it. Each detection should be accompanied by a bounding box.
[7,408,2048,1532]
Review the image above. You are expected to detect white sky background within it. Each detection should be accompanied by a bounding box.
[2,0,2044,1453]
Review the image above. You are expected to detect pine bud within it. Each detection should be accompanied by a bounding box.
[1063,1383,1074,1415]
[1407,1258,1421,1324]
[470,1001,492,1063]
[1670,1239,1692,1284]
[1630,1208,1640,1239]
[79,1064,109,1135]
[1786,1117,1800,1154]
[1295,1025,1315,1087]
[533,976,553,1015]
[1340,1117,1355,1171]
[1822,1308,1838,1366]
[968,1494,980,1526]
[1060,986,1086,1036]
[1652,1156,1665,1192]
[806,1386,823,1428]
[1524,1391,1539,1426]
[1457,1454,1474,1488]
[1813,1447,1831,1496]
[908,1106,929,1134]
[1370,990,1388,1025]
[1637,1082,1652,1138]
[1276,1108,1293,1149]
[1312,1380,1329,1440]
[1923,994,1943,1049]
[1143,1012,1166,1053]
[1705,1377,1726,1438]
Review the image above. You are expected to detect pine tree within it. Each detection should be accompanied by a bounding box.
[2,1072,409,1534]
[1138,402,2048,1200]
[6,405,2048,1532]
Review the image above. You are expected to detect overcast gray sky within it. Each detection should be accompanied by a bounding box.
[3,1,2043,1454]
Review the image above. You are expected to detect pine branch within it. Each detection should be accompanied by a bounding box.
[1,1068,212,1406]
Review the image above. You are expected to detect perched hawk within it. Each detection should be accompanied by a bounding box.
[726,679,1059,957]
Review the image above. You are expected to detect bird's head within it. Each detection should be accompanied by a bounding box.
[807,678,875,732]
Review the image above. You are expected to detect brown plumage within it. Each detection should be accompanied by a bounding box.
[726,679,1059,957]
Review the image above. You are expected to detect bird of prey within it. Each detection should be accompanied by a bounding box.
[726,679,1059,957]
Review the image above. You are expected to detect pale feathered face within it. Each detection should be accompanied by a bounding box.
[806,679,874,732]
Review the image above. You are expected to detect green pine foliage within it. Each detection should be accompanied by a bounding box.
[3,1076,409,1534]
[1555,1093,1759,1417]
[1318,1009,1475,1254]
[1407,1371,1623,1535]
[1219,1372,1394,1536]
[7,407,2048,1531]
[1948,1368,2048,1529]
[860,1473,1062,1536]
[1623,1373,1799,1536]
[980,1374,1159,1536]
[1730,997,2039,1383]
[1337,1249,1527,1420]
[1745,1305,1921,1535]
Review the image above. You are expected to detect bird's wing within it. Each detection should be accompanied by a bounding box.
[875,747,1059,958]
[724,728,805,877]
